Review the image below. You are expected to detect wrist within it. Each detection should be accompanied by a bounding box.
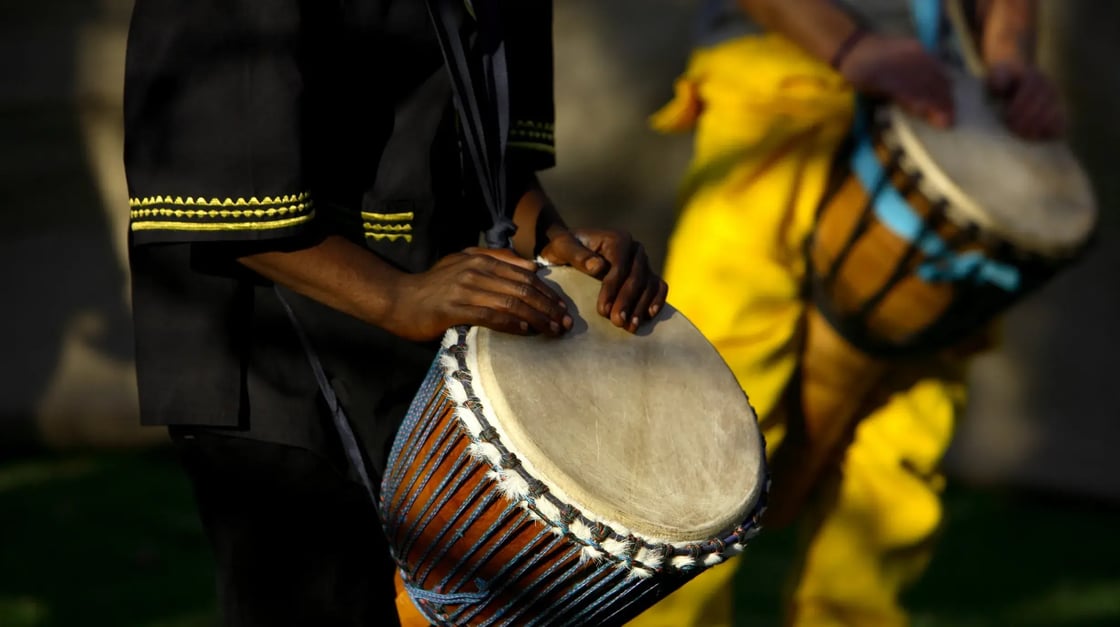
[830,24,869,73]
[373,269,416,337]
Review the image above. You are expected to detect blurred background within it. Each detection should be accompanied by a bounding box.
[1,0,1117,625]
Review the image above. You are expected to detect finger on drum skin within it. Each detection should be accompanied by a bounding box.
[612,248,650,331]
[629,283,658,332]
[987,64,1017,96]
[473,255,567,307]
[461,304,532,335]
[597,249,632,319]
[464,246,538,272]
[1023,81,1060,139]
[469,273,569,328]
[472,289,560,336]
[911,98,952,129]
[1008,83,1046,140]
[485,291,565,336]
[543,233,607,277]
[649,280,668,318]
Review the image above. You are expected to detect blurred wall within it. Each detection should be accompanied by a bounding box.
[0,0,158,452]
[946,1,1120,498]
[2,0,1117,500]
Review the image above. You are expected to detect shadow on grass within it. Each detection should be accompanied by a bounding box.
[734,486,1120,627]
[0,449,217,627]
[3,452,1120,627]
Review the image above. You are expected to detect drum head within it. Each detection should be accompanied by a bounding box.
[474,266,765,541]
[887,69,1096,256]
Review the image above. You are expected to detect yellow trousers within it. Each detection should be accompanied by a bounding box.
[629,35,968,627]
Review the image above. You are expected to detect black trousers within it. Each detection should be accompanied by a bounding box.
[170,429,402,627]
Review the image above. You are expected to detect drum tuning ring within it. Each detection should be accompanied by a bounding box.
[451,369,473,382]
[558,504,579,524]
[526,478,548,497]
[590,522,611,542]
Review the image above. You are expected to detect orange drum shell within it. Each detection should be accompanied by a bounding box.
[382,382,658,626]
[811,139,1002,348]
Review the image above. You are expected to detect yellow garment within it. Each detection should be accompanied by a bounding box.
[629,34,966,627]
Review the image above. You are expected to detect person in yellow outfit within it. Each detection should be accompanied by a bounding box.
[630,1,1065,626]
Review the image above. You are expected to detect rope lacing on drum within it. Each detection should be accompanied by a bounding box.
[525,477,548,498]
[477,426,500,443]
[451,369,473,383]
[558,504,579,525]
[439,326,770,575]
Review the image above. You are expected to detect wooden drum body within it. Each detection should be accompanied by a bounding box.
[762,69,1099,527]
[380,267,768,626]
[811,70,1097,356]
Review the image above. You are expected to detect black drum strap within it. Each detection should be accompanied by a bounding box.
[427,0,516,249]
[274,286,378,501]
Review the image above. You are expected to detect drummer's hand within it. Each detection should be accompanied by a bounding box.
[389,247,572,341]
[540,228,668,333]
[838,33,955,129]
[986,62,1066,140]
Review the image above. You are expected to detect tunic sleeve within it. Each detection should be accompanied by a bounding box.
[124,0,314,244]
[504,1,556,172]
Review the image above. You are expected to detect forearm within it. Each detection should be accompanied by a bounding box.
[979,0,1037,66]
[510,174,568,260]
[237,235,407,331]
[738,0,863,64]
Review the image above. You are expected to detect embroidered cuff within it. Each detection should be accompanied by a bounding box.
[129,192,315,242]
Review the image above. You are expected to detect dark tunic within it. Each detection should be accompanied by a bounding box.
[125,0,556,474]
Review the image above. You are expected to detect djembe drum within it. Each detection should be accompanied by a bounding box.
[380,266,768,626]
[765,67,1098,526]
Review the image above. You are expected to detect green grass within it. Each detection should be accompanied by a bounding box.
[2,451,1118,626]
[734,488,1120,627]
[0,451,217,627]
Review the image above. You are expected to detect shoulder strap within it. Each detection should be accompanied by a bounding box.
[427,0,516,249]
[910,0,945,53]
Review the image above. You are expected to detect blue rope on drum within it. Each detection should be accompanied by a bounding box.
[849,112,1022,292]
[910,0,944,53]
[380,329,769,626]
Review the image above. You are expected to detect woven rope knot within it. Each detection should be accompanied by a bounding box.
[478,426,500,443]
[464,397,485,412]
[591,522,611,543]
[686,544,702,559]
[526,478,548,497]
[625,536,641,558]
[558,504,579,525]
[451,370,473,383]
[447,343,468,356]
[499,451,521,469]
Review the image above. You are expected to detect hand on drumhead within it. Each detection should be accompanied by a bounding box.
[838,33,955,129]
[540,228,669,333]
[387,247,572,341]
[986,62,1066,140]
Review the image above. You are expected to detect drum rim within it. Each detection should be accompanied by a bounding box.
[437,325,769,576]
[879,104,1096,259]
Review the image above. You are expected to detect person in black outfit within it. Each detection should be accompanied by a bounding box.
[123,1,668,625]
